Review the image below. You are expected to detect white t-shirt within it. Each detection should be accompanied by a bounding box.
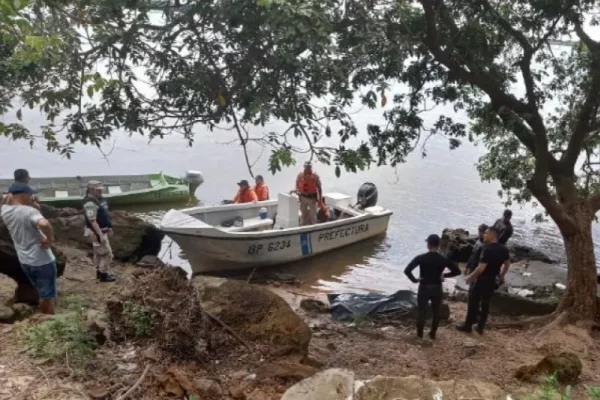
[1,204,55,266]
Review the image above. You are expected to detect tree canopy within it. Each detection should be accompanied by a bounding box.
[2,0,600,319]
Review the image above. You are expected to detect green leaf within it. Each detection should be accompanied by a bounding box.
[16,109,22,121]
[87,86,94,98]
[334,166,340,177]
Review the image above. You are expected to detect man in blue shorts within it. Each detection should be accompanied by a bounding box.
[1,183,57,314]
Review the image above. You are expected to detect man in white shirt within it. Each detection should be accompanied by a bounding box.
[1,183,56,314]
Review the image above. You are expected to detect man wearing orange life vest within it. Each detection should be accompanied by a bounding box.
[296,161,323,226]
[233,180,258,204]
[254,175,269,201]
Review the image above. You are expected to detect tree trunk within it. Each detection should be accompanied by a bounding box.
[556,204,598,321]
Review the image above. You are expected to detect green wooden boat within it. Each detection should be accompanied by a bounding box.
[0,172,204,208]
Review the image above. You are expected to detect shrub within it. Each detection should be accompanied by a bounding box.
[26,310,95,368]
[122,300,156,338]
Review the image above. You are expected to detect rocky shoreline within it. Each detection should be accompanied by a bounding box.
[1,211,600,399]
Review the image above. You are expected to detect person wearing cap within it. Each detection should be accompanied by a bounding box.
[457,226,511,335]
[1,169,40,209]
[296,161,322,226]
[83,181,116,282]
[404,234,461,340]
[492,209,513,244]
[233,180,258,204]
[254,175,269,201]
[1,183,57,314]
[465,224,489,276]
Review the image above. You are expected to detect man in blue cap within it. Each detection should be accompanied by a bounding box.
[404,234,461,340]
[1,183,57,314]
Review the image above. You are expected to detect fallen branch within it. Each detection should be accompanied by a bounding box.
[199,304,254,352]
[115,364,151,400]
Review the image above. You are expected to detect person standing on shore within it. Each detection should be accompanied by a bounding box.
[463,223,488,326]
[457,226,510,334]
[254,175,269,201]
[465,224,488,276]
[83,181,116,282]
[2,169,40,209]
[404,234,461,340]
[296,162,322,226]
[1,183,57,314]
[493,209,513,244]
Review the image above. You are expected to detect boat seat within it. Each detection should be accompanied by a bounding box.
[220,217,273,232]
[55,190,69,198]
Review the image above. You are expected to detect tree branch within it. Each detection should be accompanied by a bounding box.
[419,0,542,128]
[574,22,600,53]
[562,23,600,170]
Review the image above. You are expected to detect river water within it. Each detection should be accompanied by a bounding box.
[1,104,598,294]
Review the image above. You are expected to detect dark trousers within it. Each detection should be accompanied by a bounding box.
[417,283,443,337]
[465,277,497,331]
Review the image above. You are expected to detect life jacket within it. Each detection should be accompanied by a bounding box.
[297,172,318,196]
[254,183,269,201]
[234,188,258,204]
[83,195,112,240]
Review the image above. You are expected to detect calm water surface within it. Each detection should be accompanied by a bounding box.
[1,106,597,294]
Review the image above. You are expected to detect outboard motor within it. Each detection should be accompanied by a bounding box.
[357,182,378,209]
[185,170,204,195]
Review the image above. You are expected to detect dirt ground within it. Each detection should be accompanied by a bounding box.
[1,249,600,399]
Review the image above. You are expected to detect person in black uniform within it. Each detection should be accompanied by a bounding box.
[404,234,461,340]
[463,223,488,325]
[457,226,510,334]
[493,209,514,244]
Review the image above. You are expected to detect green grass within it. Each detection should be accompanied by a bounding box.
[121,300,156,338]
[60,294,86,312]
[25,309,95,369]
[586,386,600,400]
[520,373,570,400]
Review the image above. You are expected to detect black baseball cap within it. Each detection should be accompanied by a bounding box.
[8,183,37,195]
[237,180,249,186]
[425,234,440,247]
[255,175,264,181]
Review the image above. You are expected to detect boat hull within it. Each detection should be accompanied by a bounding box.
[39,184,190,208]
[169,214,392,273]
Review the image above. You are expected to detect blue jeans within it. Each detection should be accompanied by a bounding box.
[22,261,57,300]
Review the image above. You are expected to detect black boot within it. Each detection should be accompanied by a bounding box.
[429,331,436,340]
[98,272,116,282]
[455,324,472,333]
[96,270,101,280]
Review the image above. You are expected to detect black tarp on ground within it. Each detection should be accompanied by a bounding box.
[327,290,420,321]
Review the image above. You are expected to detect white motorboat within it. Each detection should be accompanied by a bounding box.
[160,183,393,273]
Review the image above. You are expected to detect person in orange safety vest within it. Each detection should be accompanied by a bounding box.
[233,180,258,204]
[317,197,332,223]
[296,162,322,226]
[254,175,269,201]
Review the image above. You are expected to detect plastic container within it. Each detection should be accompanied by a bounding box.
[259,207,268,220]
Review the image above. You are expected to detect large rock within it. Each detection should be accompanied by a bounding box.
[439,228,475,263]
[515,352,582,385]
[196,278,311,356]
[355,375,508,400]
[439,228,555,264]
[282,372,510,400]
[506,243,555,264]
[39,205,164,262]
[281,369,354,400]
